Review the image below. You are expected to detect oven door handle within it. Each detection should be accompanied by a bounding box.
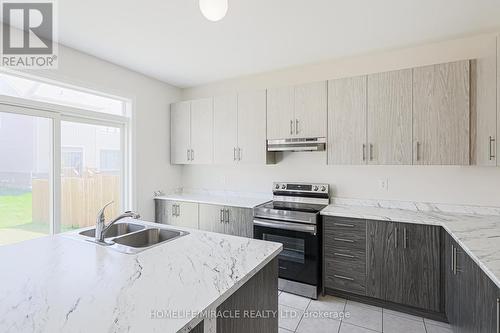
[253,218,317,235]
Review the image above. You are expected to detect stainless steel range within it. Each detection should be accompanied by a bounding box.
[253,182,329,299]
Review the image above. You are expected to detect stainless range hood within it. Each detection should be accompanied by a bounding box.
[267,137,326,152]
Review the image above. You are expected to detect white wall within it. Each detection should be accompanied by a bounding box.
[18,45,182,221]
[181,32,500,207]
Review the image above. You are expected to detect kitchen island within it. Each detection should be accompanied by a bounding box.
[0,220,282,333]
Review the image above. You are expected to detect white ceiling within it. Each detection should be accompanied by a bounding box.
[57,0,500,88]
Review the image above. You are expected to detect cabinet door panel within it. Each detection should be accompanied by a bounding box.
[367,69,412,165]
[190,98,214,164]
[294,81,327,138]
[366,220,399,300]
[328,76,367,165]
[444,232,459,330]
[214,95,238,164]
[267,86,294,140]
[225,207,253,238]
[399,223,441,312]
[199,203,225,234]
[170,102,191,164]
[237,90,268,164]
[413,61,470,165]
[470,42,497,166]
[176,202,199,229]
[497,35,500,167]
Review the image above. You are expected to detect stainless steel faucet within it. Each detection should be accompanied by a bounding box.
[95,201,140,242]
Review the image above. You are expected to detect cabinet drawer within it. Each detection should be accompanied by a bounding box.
[324,248,366,268]
[324,255,366,277]
[325,260,366,295]
[324,216,366,233]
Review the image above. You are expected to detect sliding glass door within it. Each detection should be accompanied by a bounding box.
[0,89,130,246]
[0,110,53,245]
[60,121,123,230]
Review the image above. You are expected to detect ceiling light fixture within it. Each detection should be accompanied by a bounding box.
[199,0,228,22]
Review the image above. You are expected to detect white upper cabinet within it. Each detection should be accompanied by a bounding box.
[170,98,213,165]
[237,90,269,164]
[213,90,270,164]
[328,76,367,165]
[190,98,214,164]
[267,86,294,140]
[294,81,327,138]
[413,61,470,165]
[367,69,412,165]
[214,95,238,164]
[170,101,191,164]
[267,82,327,140]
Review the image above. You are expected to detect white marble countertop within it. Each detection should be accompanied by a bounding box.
[0,220,282,333]
[321,203,500,289]
[154,192,270,209]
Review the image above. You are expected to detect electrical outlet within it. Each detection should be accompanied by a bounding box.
[379,179,389,191]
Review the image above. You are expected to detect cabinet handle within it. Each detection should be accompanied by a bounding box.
[369,144,374,161]
[333,223,355,228]
[451,244,455,272]
[403,228,408,249]
[394,227,398,248]
[191,149,194,161]
[362,144,366,161]
[187,149,190,161]
[334,252,355,259]
[220,209,224,223]
[177,204,180,217]
[416,142,421,161]
[238,148,241,161]
[296,119,299,135]
[333,274,354,281]
[489,136,496,160]
[233,147,237,161]
[333,237,354,243]
[225,209,230,223]
[290,120,293,135]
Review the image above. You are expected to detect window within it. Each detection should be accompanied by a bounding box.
[62,147,84,176]
[0,72,131,245]
[0,73,127,116]
[100,149,121,171]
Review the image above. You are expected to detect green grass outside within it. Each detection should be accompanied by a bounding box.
[0,192,77,235]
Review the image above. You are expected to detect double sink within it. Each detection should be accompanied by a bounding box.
[75,221,189,254]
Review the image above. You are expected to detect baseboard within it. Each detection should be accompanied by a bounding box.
[324,288,448,323]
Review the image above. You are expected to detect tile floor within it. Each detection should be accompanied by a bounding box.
[278,291,453,333]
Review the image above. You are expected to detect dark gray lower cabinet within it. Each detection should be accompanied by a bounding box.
[444,231,500,333]
[216,258,279,333]
[366,220,441,312]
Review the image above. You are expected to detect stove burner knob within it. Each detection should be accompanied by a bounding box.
[320,186,326,192]
[313,186,319,191]
[281,184,286,189]
[275,184,280,189]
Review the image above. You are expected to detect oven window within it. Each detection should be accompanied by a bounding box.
[263,233,305,264]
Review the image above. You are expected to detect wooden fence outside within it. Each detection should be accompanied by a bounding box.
[32,174,120,228]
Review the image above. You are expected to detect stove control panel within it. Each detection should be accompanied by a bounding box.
[272,182,329,193]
